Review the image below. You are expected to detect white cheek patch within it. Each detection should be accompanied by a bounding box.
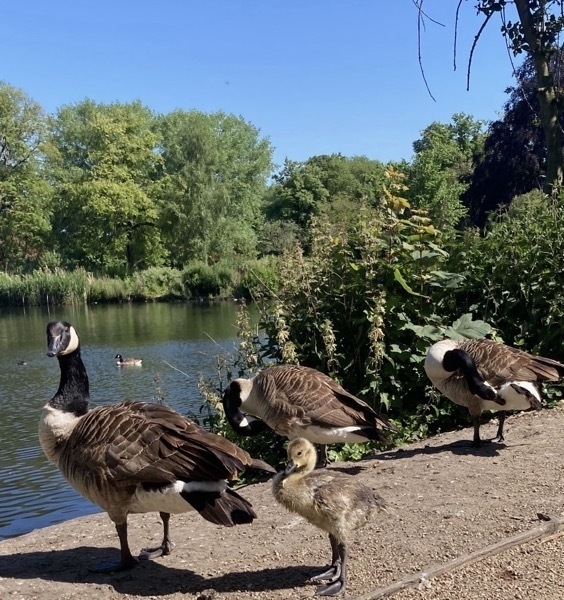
[60,326,80,355]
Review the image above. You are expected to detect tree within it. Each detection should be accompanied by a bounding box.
[463,56,553,225]
[474,2,564,193]
[48,100,164,273]
[416,2,564,194]
[157,110,273,266]
[408,113,485,231]
[0,82,52,271]
[266,154,387,244]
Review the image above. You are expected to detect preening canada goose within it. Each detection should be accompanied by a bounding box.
[39,321,275,573]
[424,338,564,447]
[272,438,387,597]
[222,365,395,466]
[115,353,142,366]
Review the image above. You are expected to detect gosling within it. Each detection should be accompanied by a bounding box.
[272,438,387,596]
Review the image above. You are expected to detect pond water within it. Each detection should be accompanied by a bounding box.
[0,301,251,540]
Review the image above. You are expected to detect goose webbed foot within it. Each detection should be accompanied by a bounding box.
[139,512,173,560]
[309,561,342,582]
[89,555,139,573]
[315,578,346,596]
[139,539,174,559]
[89,521,139,572]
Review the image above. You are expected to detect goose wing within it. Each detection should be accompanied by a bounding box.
[464,339,564,385]
[70,401,266,486]
[255,365,391,431]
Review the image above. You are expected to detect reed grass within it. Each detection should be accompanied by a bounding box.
[0,259,280,307]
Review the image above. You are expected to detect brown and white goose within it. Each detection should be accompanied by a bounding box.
[424,338,564,447]
[272,438,387,596]
[39,320,275,573]
[222,364,395,465]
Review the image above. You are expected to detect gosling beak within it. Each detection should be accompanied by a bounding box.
[284,460,297,475]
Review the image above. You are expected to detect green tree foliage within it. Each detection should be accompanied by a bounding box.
[447,189,564,360]
[157,110,273,266]
[266,154,388,250]
[0,82,52,271]
[408,113,485,232]
[48,99,164,274]
[257,168,466,440]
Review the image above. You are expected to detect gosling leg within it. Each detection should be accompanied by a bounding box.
[315,541,347,596]
[310,534,341,582]
[89,521,138,573]
[140,512,175,559]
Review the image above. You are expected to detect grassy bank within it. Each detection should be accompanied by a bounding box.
[0,259,279,307]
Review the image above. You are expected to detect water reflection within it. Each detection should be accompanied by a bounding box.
[0,302,249,540]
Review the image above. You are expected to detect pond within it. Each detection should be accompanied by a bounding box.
[0,301,252,540]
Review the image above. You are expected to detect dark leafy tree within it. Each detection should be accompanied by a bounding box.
[464,52,564,225]
[475,1,564,192]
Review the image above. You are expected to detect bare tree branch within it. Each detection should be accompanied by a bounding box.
[454,0,464,71]
[413,0,442,101]
[467,12,494,91]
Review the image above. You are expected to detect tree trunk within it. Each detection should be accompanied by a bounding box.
[514,0,564,195]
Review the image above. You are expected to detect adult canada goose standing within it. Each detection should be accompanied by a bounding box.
[115,353,142,366]
[272,438,387,597]
[222,364,395,466]
[424,338,564,447]
[39,320,275,573]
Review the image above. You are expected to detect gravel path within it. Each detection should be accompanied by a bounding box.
[1,405,564,599]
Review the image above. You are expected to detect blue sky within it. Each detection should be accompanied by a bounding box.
[4,1,520,170]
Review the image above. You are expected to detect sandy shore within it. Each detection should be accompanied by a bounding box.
[1,405,564,599]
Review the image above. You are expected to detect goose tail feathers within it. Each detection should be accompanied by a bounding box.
[249,457,277,473]
[181,487,257,526]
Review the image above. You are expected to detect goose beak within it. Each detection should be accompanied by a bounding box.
[47,336,62,357]
[284,460,297,475]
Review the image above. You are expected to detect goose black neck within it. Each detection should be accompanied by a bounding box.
[50,349,90,416]
[443,348,487,397]
[225,407,271,436]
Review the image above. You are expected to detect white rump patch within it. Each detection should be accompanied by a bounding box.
[493,381,541,411]
[130,479,228,515]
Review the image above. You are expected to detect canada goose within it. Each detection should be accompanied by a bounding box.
[424,338,564,447]
[222,365,395,466]
[39,320,275,573]
[115,353,142,366]
[272,438,387,596]
[17,360,27,366]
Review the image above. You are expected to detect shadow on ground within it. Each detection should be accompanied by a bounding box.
[0,546,316,596]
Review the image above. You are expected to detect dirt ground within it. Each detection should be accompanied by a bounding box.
[2,405,564,600]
